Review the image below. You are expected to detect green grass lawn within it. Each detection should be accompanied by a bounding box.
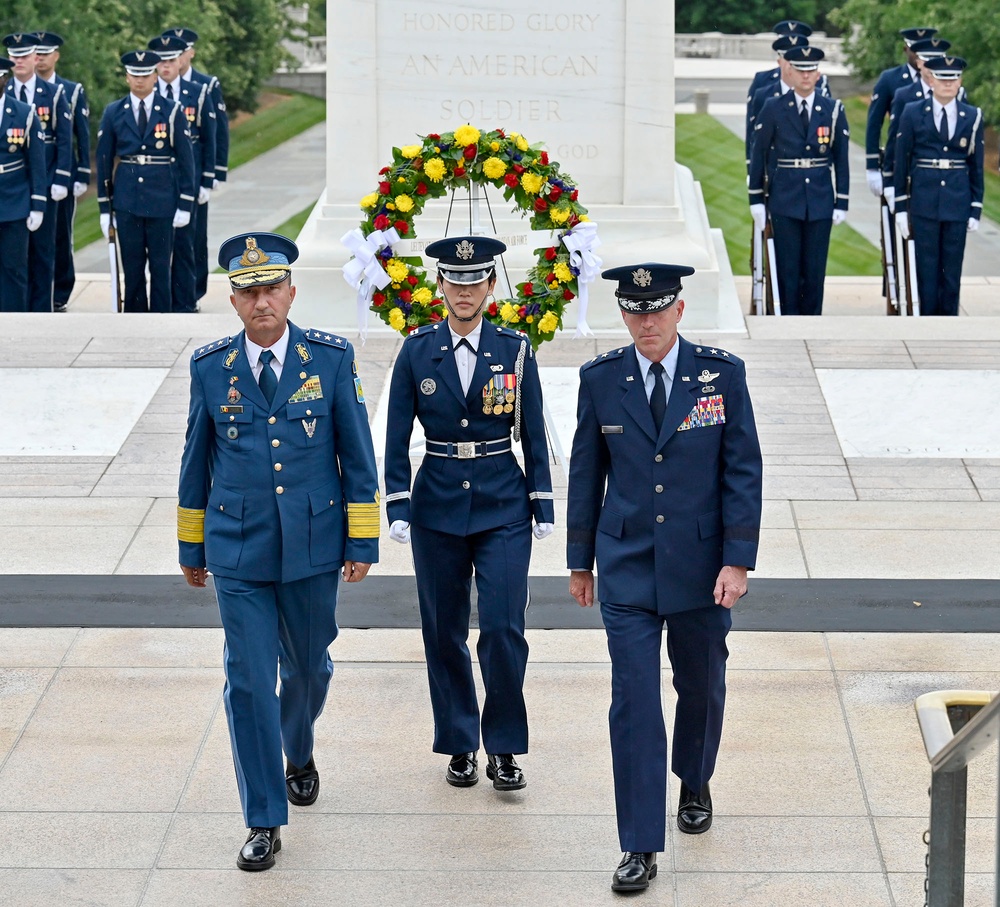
[676,113,883,277]
[271,201,317,240]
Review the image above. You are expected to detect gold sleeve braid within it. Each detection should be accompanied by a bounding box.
[177,506,206,543]
[347,498,381,539]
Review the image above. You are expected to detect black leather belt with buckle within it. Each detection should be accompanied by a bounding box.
[425,439,512,459]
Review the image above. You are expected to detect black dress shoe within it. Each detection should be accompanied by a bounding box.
[286,756,319,806]
[236,826,281,871]
[446,752,479,787]
[677,781,713,834]
[485,753,526,790]
[611,851,657,891]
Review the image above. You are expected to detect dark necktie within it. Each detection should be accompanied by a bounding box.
[165,83,174,102]
[455,337,475,353]
[258,350,278,405]
[800,99,809,130]
[19,84,27,103]
[939,109,949,142]
[137,100,147,133]
[649,362,666,433]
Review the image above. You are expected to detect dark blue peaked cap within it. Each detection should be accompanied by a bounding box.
[602,263,695,313]
[425,235,506,285]
[219,232,300,288]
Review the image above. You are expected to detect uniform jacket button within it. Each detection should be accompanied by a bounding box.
[274,463,282,471]
[654,454,663,462]
[656,515,665,523]
[460,418,469,427]
[462,481,470,489]
[655,484,663,493]
[268,416,277,424]
[271,439,280,447]
[275,486,284,494]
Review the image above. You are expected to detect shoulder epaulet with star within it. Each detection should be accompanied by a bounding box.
[305,329,349,349]
[192,337,232,360]
[406,323,439,340]
[692,345,742,365]
[581,346,627,372]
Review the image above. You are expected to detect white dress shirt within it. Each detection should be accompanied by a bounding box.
[634,339,681,405]
[245,326,290,384]
[13,74,36,104]
[158,76,182,102]
[931,97,958,140]
[450,320,483,395]
[129,92,152,126]
[795,91,816,120]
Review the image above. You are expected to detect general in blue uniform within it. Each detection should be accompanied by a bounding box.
[32,32,90,312]
[894,56,985,316]
[178,232,380,871]
[749,45,849,315]
[566,263,762,893]
[3,33,71,313]
[0,56,46,312]
[384,236,554,792]
[96,50,195,312]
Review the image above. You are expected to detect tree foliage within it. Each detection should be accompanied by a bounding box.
[676,1,841,35]
[829,0,1000,124]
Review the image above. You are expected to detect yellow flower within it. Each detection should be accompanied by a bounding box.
[388,308,405,331]
[386,203,396,211]
[520,173,544,195]
[514,134,529,152]
[554,262,573,282]
[483,157,507,180]
[579,214,590,222]
[500,302,520,323]
[386,259,409,282]
[424,158,446,182]
[549,207,571,225]
[490,141,500,151]
[548,279,560,289]
[538,311,559,334]
[412,287,433,304]
[395,194,414,213]
[397,176,406,183]
[526,314,534,323]
[360,192,378,209]
[400,144,422,159]
[454,124,481,146]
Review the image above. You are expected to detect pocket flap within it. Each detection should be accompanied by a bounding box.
[214,407,252,424]
[597,508,624,539]
[309,483,342,516]
[208,486,244,519]
[287,398,330,421]
[698,509,722,539]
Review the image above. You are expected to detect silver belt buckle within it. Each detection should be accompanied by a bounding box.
[457,442,475,459]
[937,160,948,169]
[136,155,147,165]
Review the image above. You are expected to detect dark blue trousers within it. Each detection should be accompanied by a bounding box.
[215,571,340,828]
[27,197,58,311]
[770,214,833,315]
[115,211,174,313]
[411,520,532,755]
[601,601,731,852]
[911,216,966,316]
[171,219,197,312]
[53,194,76,306]
[194,198,209,300]
[0,218,29,312]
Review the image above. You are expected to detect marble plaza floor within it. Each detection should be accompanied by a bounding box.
[2,279,1000,905]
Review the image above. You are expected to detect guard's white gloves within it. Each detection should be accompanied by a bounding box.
[72,181,88,198]
[389,520,410,544]
[212,178,219,190]
[883,186,895,213]
[197,186,211,205]
[968,217,979,233]
[832,210,847,226]
[750,204,766,231]
[26,211,43,232]
[50,184,68,201]
[100,213,110,239]
[895,212,910,240]
[172,209,191,229]
[866,170,883,197]
[532,522,554,540]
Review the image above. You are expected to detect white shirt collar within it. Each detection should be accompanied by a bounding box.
[42,73,57,84]
[13,74,36,98]
[129,92,152,114]
[779,79,793,94]
[634,337,681,386]
[449,319,483,351]
[795,91,816,113]
[181,68,193,82]
[907,63,919,81]
[158,75,182,96]
[244,325,290,370]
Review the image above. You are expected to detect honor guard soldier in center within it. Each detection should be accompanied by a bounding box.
[749,44,850,315]
[566,263,762,893]
[894,56,985,316]
[0,55,46,312]
[384,236,554,793]
[178,232,380,871]
[3,33,71,312]
[32,32,89,313]
[96,50,195,313]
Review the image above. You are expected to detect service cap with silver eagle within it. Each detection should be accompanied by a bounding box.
[2,34,38,58]
[899,26,938,47]
[923,55,967,80]
[425,235,506,285]
[121,50,161,76]
[772,20,813,37]
[147,34,187,61]
[784,45,825,70]
[32,32,63,55]
[602,263,695,314]
[219,232,299,289]
[909,37,951,60]
[772,34,809,56]
[162,27,199,49]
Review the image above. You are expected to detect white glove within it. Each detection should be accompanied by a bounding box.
[895,212,910,240]
[172,209,191,229]
[50,184,68,201]
[968,217,979,233]
[100,213,110,239]
[212,178,219,190]
[389,520,410,544]
[750,204,766,231]
[865,170,883,197]
[72,181,87,198]
[26,211,43,232]
[832,210,847,226]
[532,522,554,540]
[197,186,211,205]
[883,186,895,213]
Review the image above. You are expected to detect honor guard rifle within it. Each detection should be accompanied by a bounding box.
[880,193,901,315]
[764,215,781,315]
[105,178,123,312]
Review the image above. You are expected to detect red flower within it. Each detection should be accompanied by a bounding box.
[548,186,562,203]
[398,289,412,303]
[518,305,527,317]
[427,133,441,141]
[454,166,466,177]
[429,310,443,322]
[378,181,391,195]
[432,297,442,305]
[413,158,423,169]
[487,301,498,316]
[544,247,557,261]
[373,214,390,230]
[497,129,506,137]
[407,275,419,286]
[406,325,418,334]
[570,190,579,201]
[523,282,534,296]
[379,166,390,175]
[513,164,525,174]
[540,151,549,166]
[416,182,428,195]
[563,289,574,301]
[504,173,519,188]
[568,213,580,228]
[394,220,409,235]
[547,272,556,283]
[534,198,548,212]
[372,292,386,306]
[463,144,477,160]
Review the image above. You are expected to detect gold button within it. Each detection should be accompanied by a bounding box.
[300,371,307,379]
[274,463,282,471]
[655,484,663,493]
[655,454,663,463]
[271,439,280,448]
[306,409,312,416]
[276,486,284,494]
[229,415,235,421]
[656,515,664,523]
[268,416,277,425]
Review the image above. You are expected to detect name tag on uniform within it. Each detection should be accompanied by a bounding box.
[219,405,243,414]
[601,425,623,434]
[677,395,726,432]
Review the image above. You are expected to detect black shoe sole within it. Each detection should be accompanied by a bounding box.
[485,764,527,791]
[677,815,713,835]
[286,785,319,806]
[446,772,479,787]
[611,864,657,891]
[236,838,281,872]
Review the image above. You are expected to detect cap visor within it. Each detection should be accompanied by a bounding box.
[229,267,291,288]
[439,267,492,285]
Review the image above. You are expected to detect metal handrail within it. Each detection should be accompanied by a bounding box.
[914,690,1000,907]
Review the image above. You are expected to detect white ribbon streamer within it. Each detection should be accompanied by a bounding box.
[341,226,401,342]
[561,222,602,338]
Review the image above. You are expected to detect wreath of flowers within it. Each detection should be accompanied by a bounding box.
[352,124,592,349]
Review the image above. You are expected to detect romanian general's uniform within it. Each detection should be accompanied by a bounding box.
[0,64,46,312]
[96,51,195,312]
[566,264,762,891]
[384,237,554,787]
[178,233,379,869]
